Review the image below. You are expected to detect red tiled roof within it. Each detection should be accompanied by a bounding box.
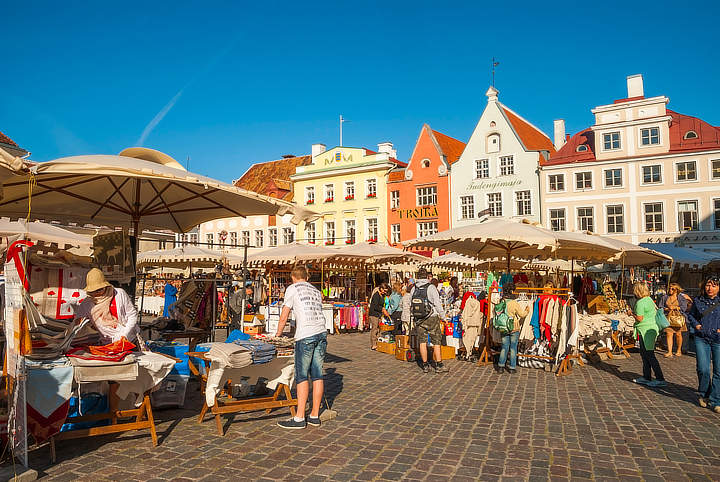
[0,131,20,148]
[233,155,312,201]
[431,130,466,165]
[363,147,407,167]
[499,105,555,153]
[544,109,720,166]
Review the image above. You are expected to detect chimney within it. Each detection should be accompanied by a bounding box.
[553,119,566,150]
[377,142,397,159]
[311,143,326,159]
[627,74,644,98]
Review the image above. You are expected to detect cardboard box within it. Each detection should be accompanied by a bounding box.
[440,345,456,360]
[395,348,413,361]
[395,335,409,350]
[377,341,396,355]
[587,295,610,314]
[243,325,263,335]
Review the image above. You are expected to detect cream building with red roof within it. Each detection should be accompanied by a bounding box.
[541,75,720,251]
[450,87,554,227]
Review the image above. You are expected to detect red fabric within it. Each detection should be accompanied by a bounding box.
[26,400,70,443]
[109,294,118,318]
[5,240,34,290]
[66,337,135,362]
[460,292,476,311]
[478,299,489,320]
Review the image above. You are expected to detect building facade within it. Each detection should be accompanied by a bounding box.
[541,75,720,252]
[386,124,465,245]
[291,144,405,245]
[450,87,554,227]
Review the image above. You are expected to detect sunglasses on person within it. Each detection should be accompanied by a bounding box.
[706,276,719,285]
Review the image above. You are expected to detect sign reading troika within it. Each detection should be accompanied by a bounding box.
[397,206,439,219]
[466,179,522,191]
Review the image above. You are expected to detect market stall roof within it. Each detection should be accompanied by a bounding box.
[639,243,720,269]
[331,242,428,265]
[246,242,342,267]
[422,253,482,270]
[137,245,244,269]
[0,147,318,234]
[404,218,621,267]
[573,232,672,266]
[0,218,92,249]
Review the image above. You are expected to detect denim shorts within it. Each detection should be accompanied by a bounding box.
[294,332,327,384]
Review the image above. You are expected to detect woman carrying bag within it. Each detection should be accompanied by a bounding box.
[659,283,692,357]
[627,281,667,387]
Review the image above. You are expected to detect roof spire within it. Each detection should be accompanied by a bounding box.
[486,86,499,102]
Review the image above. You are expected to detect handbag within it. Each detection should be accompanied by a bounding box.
[668,309,685,328]
[655,306,670,331]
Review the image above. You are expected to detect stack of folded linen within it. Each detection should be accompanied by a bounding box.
[231,339,276,364]
[206,342,252,368]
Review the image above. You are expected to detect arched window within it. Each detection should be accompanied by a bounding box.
[421,159,431,168]
[487,133,500,153]
[576,145,588,152]
[684,130,698,140]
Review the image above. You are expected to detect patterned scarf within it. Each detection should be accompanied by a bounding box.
[89,286,120,330]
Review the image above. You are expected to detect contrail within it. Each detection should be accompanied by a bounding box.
[136,88,185,146]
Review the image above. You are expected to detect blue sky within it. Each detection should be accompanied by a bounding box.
[3,1,720,183]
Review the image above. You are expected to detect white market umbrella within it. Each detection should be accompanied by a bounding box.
[422,253,483,270]
[574,232,671,266]
[137,245,244,269]
[331,242,428,266]
[0,218,92,249]
[246,242,340,267]
[639,243,720,269]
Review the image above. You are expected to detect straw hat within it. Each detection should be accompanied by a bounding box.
[85,268,112,293]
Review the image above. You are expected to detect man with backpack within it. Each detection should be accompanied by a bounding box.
[410,268,449,373]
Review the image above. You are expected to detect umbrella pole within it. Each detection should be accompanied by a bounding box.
[139,273,147,324]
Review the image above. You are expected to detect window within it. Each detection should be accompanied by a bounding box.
[325,221,335,245]
[218,232,225,247]
[487,134,500,153]
[676,161,697,182]
[344,220,356,244]
[306,222,316,244]
[305,186,315,205]
[487,193,502,217]
[606,205,625,234]
[206,233,214,248]
[416,186,437,206]
[282,227,294,244]
[421,159,431,168]
[344,181,355,200]
[576,145,588,152]
[189,233,198,245]
[324,184,334,202]
[684,131,698,140]
[644,203,664,232]
[499,155,514,176]
[640,127,660,146]
[391,224,401,244]
[229,231,238,247]
[515,190,531,216]
[642,165,662,184]
[390,190,400,209]
[366,218,378,242]
[577,207,594,232]
[549,209,566,231]
[603,132,621,150]
[460,196,475,220]
[575,171,592,190]
[604,168,622,188]
[241,230,250,247]
[366,179,377,198]
[678,200,699,231]
[255,230,264,248]
[711,160,720,180]
[714,199,720,230]
[475,159,489,179]
[269,228,277,247]
[417,221,438,238]
[549,174,565,192]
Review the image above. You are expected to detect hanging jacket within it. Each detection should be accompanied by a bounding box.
[461,296,484,328]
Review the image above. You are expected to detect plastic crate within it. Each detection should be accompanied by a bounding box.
[151,374,189,408]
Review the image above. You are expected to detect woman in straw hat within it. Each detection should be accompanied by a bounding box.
[74,268,140,344]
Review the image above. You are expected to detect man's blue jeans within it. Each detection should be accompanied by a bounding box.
[498,331,520,369]
[694,336,720,406]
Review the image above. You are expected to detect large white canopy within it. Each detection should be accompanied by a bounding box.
[137,245,244,269]
[640,243,720,268]
[331,242,428,265]
[0,218,92,249]
[246,242,341,267]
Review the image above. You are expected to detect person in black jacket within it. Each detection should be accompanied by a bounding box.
[369,283,390,350]
[686,274,720,413]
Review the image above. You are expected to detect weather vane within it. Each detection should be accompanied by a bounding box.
[492,57,500,87]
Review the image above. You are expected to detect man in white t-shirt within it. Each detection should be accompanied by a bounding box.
[274,265,327,429]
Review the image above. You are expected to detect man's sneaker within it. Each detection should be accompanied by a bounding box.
[277,418,306,430]
[422,363,430,373]
[506,367,517,375]
[647,380,668,388]
[699,397,709,408]
[632,377,650,385]
[307,416,321,427]
[713,405,720,414]
[494,365,504,374]
[434,363,449,374]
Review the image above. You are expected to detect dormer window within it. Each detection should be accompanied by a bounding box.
[576,145,588,152]
[487,133,500,153]
[684,130,698,140]
[421,159,431,168]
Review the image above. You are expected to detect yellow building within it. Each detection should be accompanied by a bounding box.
[291,143,405,245]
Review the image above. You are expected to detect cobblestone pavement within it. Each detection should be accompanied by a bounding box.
[30,333,720,481]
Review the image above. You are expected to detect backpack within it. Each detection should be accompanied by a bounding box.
[492,300,514,334]
[411,284,433,320]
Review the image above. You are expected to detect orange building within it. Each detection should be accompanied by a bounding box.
[386,124,465,245]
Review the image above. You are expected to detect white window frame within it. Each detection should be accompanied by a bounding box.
[674,160,698,184]
[344,181,355,200]
[547,173,566,193]
[390,190,400,209]
[576,206,595,232]
[710,159,720,181]
[229,231,238,247]
[514,190,532,217]
[574,171,593,192]
[365,178,377,199]
[604,203,625,234]
[189,233,198,245]
[417,221,439,238]
[366,218,378,242]
[713,198,720,230]
[206,233,214,248]
[601,131,621,151]
[548,208,566,232]
[642,201,665,233]
[603,167,624,189]
[460,195,475,220]
[255,230,264,248]
[305,186,315,204]
[640,163,663,185]
[282,227,294,245]
[475,159,490,179]
[305,222,316,244]
[499,155,515,176]
[416,186,437,207]
[268,228,278,247]
[391,224,401,244]
[344,219,356,244]
[676,199,700,232]
[487,192,503,217]
[324,221,335,245]
[324,184,334,203]
[639,126,661,147]
[241,230,250,247]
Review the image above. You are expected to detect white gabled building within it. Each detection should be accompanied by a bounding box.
[450,87,555,227]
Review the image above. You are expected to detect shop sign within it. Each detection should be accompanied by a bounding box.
[466,179,522,191]
[398,206,438,219]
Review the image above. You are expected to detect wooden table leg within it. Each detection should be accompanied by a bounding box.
[144,395,158,447]
[198,402,209,423]
[213,403,223,436]
[283,384,297,418]
[265,385,282,414]
[109,383,119,425]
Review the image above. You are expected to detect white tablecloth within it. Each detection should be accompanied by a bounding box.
[205,357,295,407]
